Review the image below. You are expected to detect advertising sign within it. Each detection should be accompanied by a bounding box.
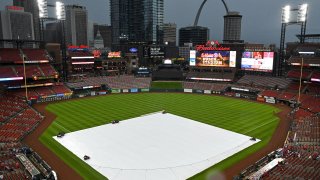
[111,89,121,93]
[195,50,236,67]
[130,88,138,93]
[241,51,274,72]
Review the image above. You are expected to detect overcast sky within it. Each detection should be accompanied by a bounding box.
[1,0,319,46]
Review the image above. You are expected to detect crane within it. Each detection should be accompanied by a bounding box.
[193,0,229,26]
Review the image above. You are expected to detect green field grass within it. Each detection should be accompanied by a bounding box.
[40,93,280,180]
[151,81,182,89]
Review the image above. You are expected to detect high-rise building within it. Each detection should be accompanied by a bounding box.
[0,6,34,47]
[93,24,112,48]
[65,5,88,46]
[44,22,63,44]
[87,21,94,47]
[223,11,242,43]
[110,0,129,45]
[179,26,209,46]
[163,23,176,46]
[110,0,164,46]
[13,0,40,41]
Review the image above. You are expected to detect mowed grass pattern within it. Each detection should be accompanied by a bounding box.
[40,93,280,180]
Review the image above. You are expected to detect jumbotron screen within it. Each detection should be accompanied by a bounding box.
[191,51,236,67]
[241,51,274,72]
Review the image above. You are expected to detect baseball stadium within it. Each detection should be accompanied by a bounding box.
[0,1,319,180]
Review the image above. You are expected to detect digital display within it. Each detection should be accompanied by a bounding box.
[108,51,121,58]
[92,50,101,58]
[241,51,274,72]
[191,51,236,67]
[189,50,196,66]
[143,47,165,58]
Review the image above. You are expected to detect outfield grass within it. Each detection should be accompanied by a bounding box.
[40,93,280,180]
[151,81,182,89]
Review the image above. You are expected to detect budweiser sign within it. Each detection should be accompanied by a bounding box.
[195,40,230,51]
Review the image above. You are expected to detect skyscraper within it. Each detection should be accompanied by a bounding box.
[0,6,34,47]
[44,22,63,44]
[65,5,88,46]
[223,11,242,43]
[13,0,40,41]
[110,0,129,45]
[110,0,164,46]
[163,23,176,46]
[179,26,209,46]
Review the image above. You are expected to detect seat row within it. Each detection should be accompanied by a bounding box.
[0,108,44,142]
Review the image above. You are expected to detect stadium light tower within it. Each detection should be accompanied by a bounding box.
[278,3,308,76]
[282,5,291,23]
[37,0,48,41]
[38,0,48,18]
[298,4,308,43]
[56,1,68,82]
[56,1,66,20]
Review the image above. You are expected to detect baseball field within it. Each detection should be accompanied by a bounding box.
[39,93,281,179]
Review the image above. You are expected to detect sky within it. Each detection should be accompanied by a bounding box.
[1,0,319,46]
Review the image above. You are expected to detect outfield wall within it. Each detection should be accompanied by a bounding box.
[32,85,297,107]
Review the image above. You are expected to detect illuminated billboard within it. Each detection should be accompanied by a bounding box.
[241,51,274,72]
[108,51,121,58]
[189,50,196,66]
[92,50,101,58]
[190,51,236,67]
[144,46,165,58]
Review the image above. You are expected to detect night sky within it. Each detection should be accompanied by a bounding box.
[1,0,319,45]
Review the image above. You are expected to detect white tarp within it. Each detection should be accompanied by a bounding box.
[54,112,260,180]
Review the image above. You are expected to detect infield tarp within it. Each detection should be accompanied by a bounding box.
[54,112,260,180]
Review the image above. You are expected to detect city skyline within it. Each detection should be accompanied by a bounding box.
[1,0,320,45]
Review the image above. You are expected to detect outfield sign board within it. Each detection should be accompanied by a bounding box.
[123,89,129,93]
[184,89,193,93]
[141,88,150,92]
[130,88,138,93]
[111,89,121,93]
[265,97,276,104]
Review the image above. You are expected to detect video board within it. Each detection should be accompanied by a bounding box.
[241,51,274,72]
[190,50,236,67]
[108,51,121,58]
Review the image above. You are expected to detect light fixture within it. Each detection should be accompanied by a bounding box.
[281,5,291,23]
[37,0,48,18]
[56,1,66,20]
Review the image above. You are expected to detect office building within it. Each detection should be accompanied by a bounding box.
[0,6,34,47]
[44,22,63,44]
[179,26,209,46]
[223,11,242,43]
[13,0,40,41]
[65,5,88,46]
[163,23,176,46]
[110,0,164,46]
